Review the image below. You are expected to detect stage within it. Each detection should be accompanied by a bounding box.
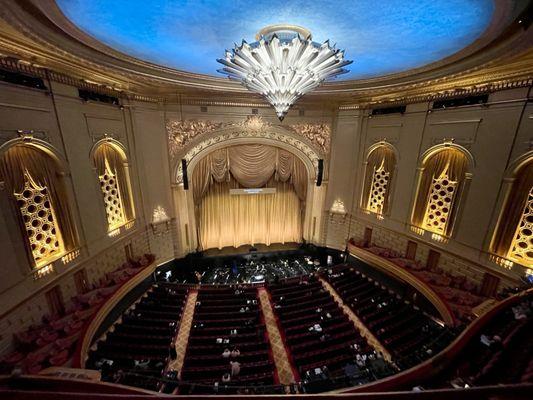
[202,242,300,258]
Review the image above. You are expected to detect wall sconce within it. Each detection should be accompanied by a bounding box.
[33,263,54,280]
[330,199,346,215]
[151,206,171,235]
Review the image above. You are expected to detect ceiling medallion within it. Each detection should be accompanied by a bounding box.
[218,24,352,121]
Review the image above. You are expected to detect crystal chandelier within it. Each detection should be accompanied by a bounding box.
[217,25,352,121]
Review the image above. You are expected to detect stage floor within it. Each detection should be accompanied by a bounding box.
[202,242,301,257]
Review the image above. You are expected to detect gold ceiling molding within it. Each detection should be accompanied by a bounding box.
[166,116,331,157]
[0,0,531,107]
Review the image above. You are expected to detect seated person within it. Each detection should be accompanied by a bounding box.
[222,348,231,358]
[230,360,241,377]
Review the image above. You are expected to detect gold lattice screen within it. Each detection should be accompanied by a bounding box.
[508,187,533,266]
[14,172,64,266]
[99,162,126,231]
[367,164,390,214]
[422,170,457,235]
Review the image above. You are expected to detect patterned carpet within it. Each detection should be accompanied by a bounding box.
[168,289,198,376]
[319,277,392,362]
[258,288,296,385]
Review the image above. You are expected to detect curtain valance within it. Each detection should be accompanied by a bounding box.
[192,144,308,203]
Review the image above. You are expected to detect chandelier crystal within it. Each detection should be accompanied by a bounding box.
[217,25,352,121]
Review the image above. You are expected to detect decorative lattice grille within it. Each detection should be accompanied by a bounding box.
[99,161,126,231]
[422,169,457,235]
[508,187,533,266]
[367,164,390,214]
[14,172,64,266]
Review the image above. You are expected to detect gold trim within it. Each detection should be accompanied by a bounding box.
[347,243,455,326]
[79,261,157,368]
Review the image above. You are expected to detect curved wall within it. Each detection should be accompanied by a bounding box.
[0,73,530,356]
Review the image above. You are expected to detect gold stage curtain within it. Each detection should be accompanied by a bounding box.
[192,144,308,204]
[198,179,303,250]
[491,161,533,258]
[361,145,396,213]
[93,143,135,221]
[0,144,80,259]
[411,148,468,236]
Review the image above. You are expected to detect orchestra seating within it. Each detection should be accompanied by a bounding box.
[351,240,488,323]
[87,283,188,391]
[324,266,454,369]
[180,286,274,392]
[269,276,391,387]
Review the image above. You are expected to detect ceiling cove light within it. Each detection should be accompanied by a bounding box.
[217,25,352,121]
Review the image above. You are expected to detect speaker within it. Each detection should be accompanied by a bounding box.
[182,159,189,190]
[316,159,323,186]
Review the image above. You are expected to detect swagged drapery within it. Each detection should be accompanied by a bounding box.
[0,144,79,265]
[93,143,135,222]
[411,148,468,236]
[491,161,533,262]
[361,145,396,214]
[193,144,308,250]
[192,144,307,203]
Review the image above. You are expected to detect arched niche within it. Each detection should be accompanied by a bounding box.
[410,142,475,239]
[0,137,80,270]
[89,137,136,234]
[360,140,399,217]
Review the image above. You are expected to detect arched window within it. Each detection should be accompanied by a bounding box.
[411,146,469,238]
[92,142,135,233]
[361,143,396,216]
[0,143,79,268]
[491,158,533,267]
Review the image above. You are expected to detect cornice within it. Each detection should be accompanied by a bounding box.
[0,0,532,107]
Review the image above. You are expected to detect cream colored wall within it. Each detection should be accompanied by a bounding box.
[0,81,176,353]
[323,87,532,283]
[0,75,531,354]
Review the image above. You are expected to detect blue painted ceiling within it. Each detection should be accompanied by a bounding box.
[56,0,494,80]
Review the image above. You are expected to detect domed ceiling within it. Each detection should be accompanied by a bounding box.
[55,0,495,81]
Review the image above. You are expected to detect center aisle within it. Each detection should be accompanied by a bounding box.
[257,287,297,386]
[169,289,198,375]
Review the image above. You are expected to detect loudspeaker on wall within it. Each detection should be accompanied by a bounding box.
[316,159,323,187]
[182,159,189,190]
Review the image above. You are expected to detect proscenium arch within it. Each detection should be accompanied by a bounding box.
[172,127,326,251]
[187,138,317,186]
[172,125,324,186]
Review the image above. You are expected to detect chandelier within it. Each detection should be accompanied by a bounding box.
[217,25,352,121]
